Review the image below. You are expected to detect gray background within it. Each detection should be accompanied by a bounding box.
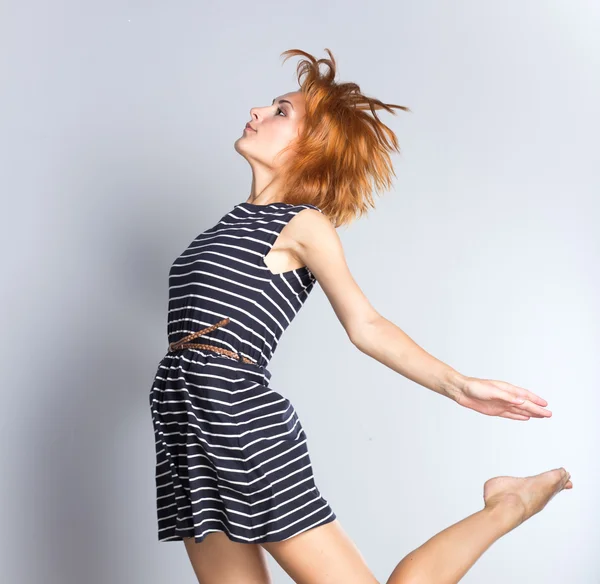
[2,1,598,582]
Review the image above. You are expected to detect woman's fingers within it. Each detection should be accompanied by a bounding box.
[512,399,552,418]
[495,390,552,418]
[500,411,530,421]
[494,380,548,407]
[508,404,541,418]
[508,402,553,418]
[519,388,548,407]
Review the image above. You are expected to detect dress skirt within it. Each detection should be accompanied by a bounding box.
[149,349,337,543]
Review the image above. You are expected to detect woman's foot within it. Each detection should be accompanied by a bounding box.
[483,468,573,531]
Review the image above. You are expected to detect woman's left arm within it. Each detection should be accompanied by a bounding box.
[287,208,552,421]
[350,314,468,399]
[350,315,551,420]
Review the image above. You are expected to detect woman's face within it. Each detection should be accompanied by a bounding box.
[234,91,305,171]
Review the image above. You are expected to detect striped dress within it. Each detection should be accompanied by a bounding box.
[149,200,337,544]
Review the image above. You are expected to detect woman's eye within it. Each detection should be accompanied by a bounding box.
[276,107,286,117]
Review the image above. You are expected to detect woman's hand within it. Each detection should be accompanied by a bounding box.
[451,377,552,420]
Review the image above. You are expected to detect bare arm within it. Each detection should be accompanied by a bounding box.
[348,315,467,400]
[285,209,467,401]
[280,209,551,420]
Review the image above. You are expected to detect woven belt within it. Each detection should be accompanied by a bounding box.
[168,317,255,364]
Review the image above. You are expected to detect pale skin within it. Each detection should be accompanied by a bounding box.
[182,90,573,583]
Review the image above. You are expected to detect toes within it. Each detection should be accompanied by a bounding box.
[556,468,569,481]
[545,468,565,483]
[559,471,572,490]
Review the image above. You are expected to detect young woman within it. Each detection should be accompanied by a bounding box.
[149,48,572,583]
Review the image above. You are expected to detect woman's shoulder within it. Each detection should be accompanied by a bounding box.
[293,202,324,215]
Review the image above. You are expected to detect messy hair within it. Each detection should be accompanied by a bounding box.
[276,48,410,228]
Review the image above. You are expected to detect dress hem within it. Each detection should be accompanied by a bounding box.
[157,510,337,545]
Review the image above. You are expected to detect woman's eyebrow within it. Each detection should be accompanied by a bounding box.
[271,98,295,110]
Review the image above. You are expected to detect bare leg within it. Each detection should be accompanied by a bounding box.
[386,467,573,584]
[183,532,272,584]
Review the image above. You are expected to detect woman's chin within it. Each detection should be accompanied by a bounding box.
[233,138,247,155]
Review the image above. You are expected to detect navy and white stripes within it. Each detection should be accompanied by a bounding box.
[149,201,336,543]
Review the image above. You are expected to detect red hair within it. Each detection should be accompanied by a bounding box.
[276,48,411,228]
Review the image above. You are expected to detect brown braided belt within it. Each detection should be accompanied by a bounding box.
[168,317,256,364]
[169,318,254,363]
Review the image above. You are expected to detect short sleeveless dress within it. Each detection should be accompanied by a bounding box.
[148,200,337,544]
